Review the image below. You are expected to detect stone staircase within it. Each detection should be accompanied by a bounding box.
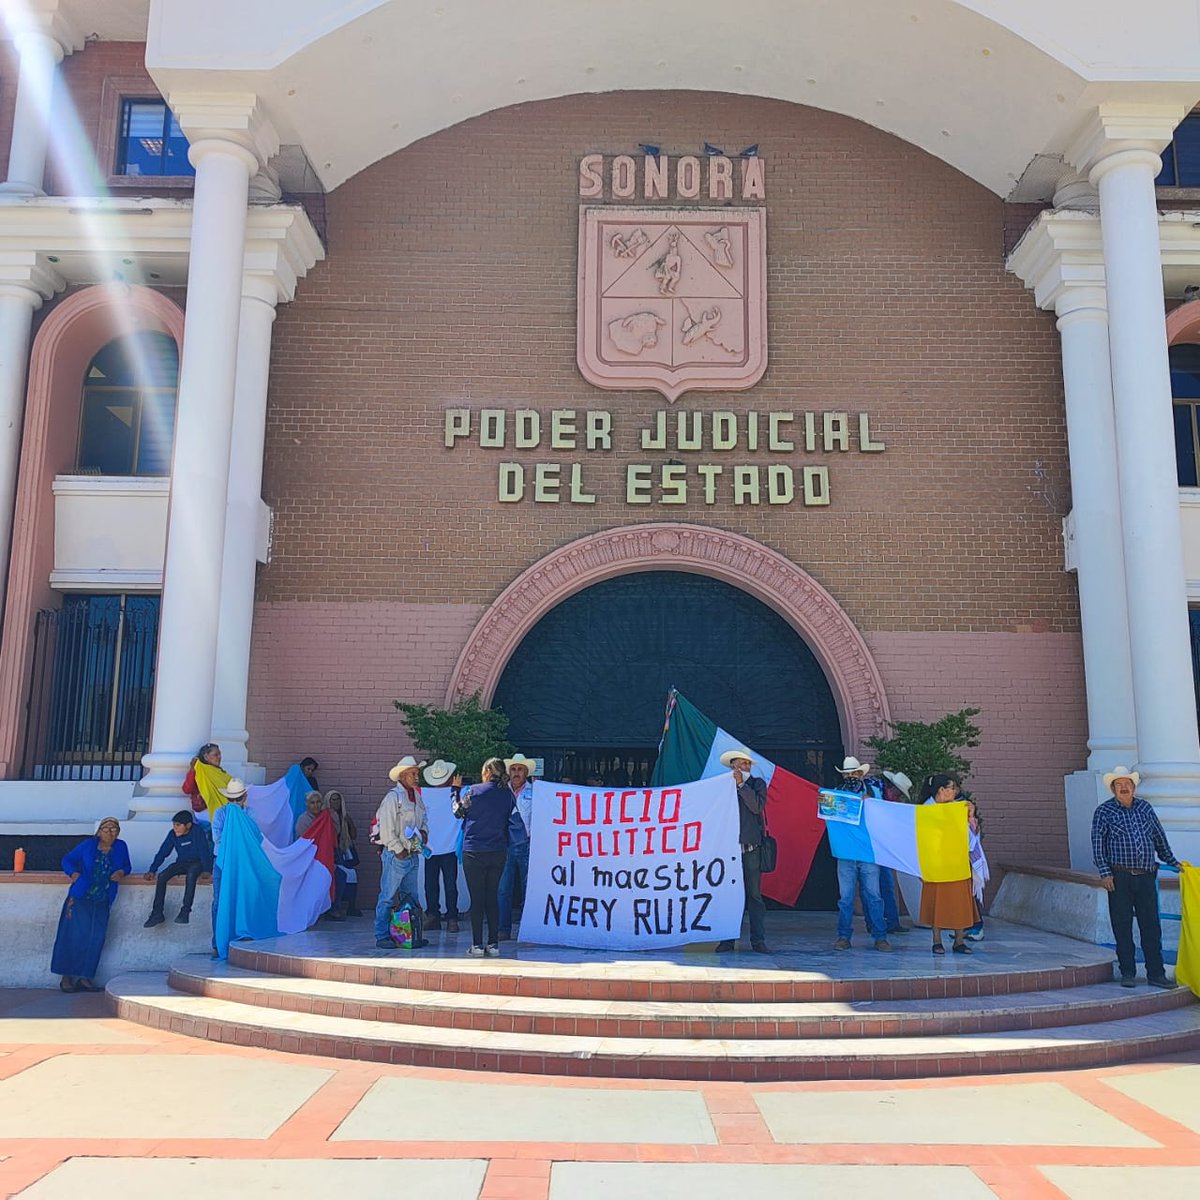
[106,919,1200,1081]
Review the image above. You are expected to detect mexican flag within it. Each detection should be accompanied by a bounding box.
[650,689,826,905]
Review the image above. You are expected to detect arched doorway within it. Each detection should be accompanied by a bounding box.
[492,570,845,908]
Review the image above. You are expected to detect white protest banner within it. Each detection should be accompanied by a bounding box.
[520,774,743,949]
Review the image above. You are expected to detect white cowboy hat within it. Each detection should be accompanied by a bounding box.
[1102,765,1141,792]
[837,756,873,775]
[218,778,248,799]
[882,770,913,799]
[719,747,754,768]
[423,759,457,787]
[388,756,426,783]
[505,754,537,774]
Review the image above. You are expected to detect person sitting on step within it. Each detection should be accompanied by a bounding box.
[295,790,324,838]
[143,810,213,927]
[324,790,363,917]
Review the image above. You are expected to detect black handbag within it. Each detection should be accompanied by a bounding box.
[759,797,778,873]
[759,831,778,874]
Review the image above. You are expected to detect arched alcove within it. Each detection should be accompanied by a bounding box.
[0,285,184,776]
[446,523,890,756]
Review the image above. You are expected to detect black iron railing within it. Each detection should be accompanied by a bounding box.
[20,595,159,782]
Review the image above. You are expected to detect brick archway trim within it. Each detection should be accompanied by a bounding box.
[445,523,891,754]
[1167,299,1200,345]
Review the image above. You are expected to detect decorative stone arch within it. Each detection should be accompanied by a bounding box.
[1167,299,1200,346]
[446,523,891,755]
[0,285,185,777]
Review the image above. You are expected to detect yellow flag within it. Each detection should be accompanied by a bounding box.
[914,802,971,883]
[1176,862,1200,999]
[193,760,232,820]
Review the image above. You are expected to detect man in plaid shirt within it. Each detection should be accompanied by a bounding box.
[1091,766,1181,989]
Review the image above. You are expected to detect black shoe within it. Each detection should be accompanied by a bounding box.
[347,908,364,917]
[426,916,442,931]
[715,939,736,952]
[887,925,911,934]
[1148,977,1174,990]
[412,937,430,950]
[143,913,165,928]
[751,942,770,954]
[174,912,190,924]
[375,938,395,950]
[1119,975,1137,988]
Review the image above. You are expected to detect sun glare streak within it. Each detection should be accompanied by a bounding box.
[2,0,179,397]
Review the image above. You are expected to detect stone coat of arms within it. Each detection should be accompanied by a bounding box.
[577,207,767,402]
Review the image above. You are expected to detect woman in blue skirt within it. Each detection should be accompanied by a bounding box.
[51,816,132,992]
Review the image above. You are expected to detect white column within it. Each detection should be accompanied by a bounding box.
[138,102,277,804]
[0,283,44,582]
[1071,106,1200,856]
[0,27,65,196]
[1054,284,1137,769]
[211,274,278,774]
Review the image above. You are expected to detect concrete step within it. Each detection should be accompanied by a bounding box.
[227,937,1117,1003]
[169,956,1196,1040]
[107,972,1200,1082]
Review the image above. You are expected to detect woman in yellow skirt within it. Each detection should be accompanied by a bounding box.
[918,774,979,955]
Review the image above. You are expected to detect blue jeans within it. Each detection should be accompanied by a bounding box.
[374,850,419,941]
[879,866,901,931]
[497,839,530,934]
[837,859,886,941]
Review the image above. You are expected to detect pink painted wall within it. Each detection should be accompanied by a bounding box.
[865,631,1088,871]
[245,600,485,850]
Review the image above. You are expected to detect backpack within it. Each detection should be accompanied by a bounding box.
[387,885,428,950]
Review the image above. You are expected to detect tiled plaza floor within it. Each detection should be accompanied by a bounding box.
[0,987,1198,1198]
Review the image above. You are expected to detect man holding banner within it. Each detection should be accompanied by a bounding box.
[715,749,770,954]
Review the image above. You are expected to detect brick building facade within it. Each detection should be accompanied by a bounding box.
[0,2,1198,897]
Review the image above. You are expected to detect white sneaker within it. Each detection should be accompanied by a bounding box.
[965,930,985,942]
[484,944,500,957]
[467,945,485,957]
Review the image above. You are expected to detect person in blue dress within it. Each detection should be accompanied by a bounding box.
[51,816,132,992]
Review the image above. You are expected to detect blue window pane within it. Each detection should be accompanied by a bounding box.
[1171,344,1200,397]
[78,332,179,476]
[1173,404,1197,487]
[117,99,195,178]
[1176,114,1200,187]
[1190,609,1200,721]
[1157,144,1178,186]
[163,111,194,177]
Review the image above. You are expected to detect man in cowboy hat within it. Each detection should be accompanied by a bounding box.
[837,757,908,940]
[1092,766,1181,989]
[422,760,461,933]
[832,756,891,952]
[715,748,770,954]
[497,754,538,941]
[374,757,429,949]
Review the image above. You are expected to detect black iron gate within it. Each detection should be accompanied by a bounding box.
[492,571,845,908]
[20,594,159,781]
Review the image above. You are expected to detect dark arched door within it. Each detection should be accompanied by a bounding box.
[492,570,844,908]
